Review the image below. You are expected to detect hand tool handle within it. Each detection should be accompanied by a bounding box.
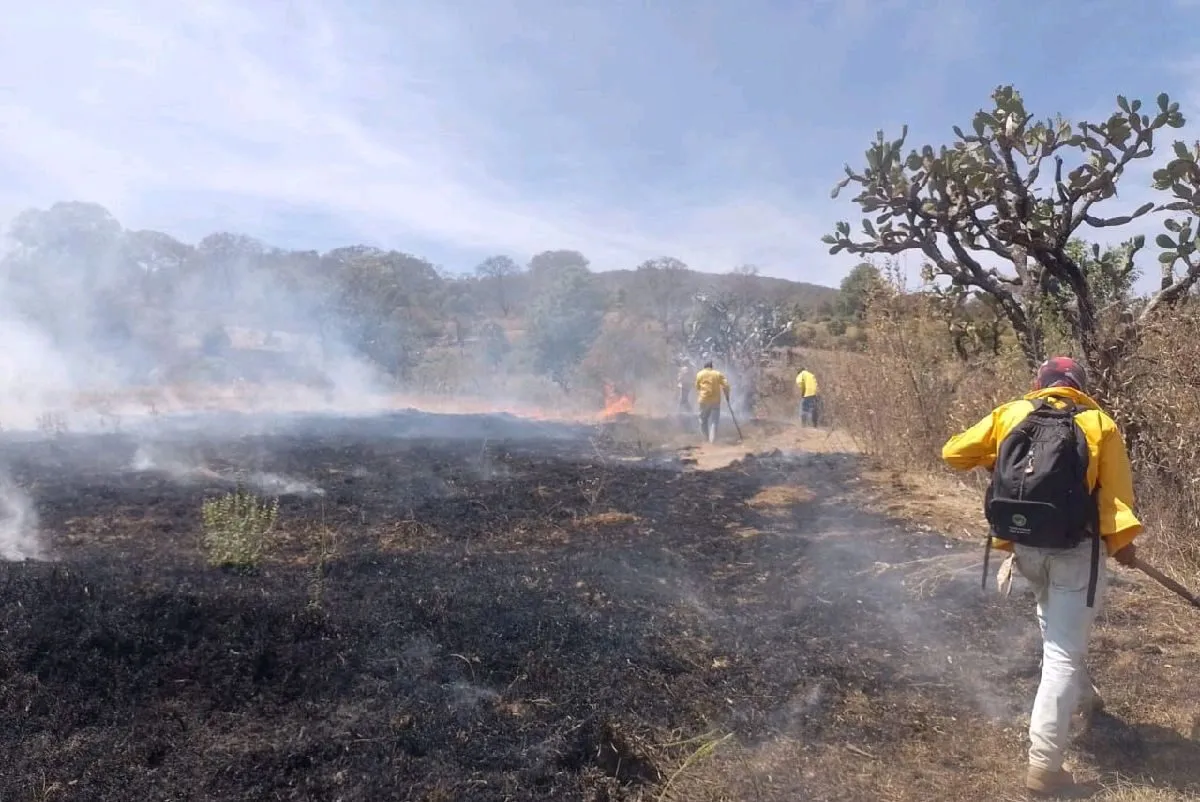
[1133,558,1200,609]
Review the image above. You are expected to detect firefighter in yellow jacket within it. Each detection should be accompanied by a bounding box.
[694,361,730,444]
[795,367,820,427]
[941,357,1141,797]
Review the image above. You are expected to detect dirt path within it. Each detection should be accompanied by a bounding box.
[665,421,1200,802]
[0,412,1195,801]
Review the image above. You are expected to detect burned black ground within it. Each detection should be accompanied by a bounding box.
[0,411,1188,801]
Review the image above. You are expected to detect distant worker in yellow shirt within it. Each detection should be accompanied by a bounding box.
[796,367,820,427]
[694,361,730,443]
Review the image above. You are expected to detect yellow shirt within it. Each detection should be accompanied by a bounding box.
[941,387,1142,555]
[694,368,729,408]
[796,370,818,397]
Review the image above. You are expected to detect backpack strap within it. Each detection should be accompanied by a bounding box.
[1063,406,1102,608]
[982,534,992,591]
[1087,526,1101,607]
[1086,481,1103,608]
[1063,405,1103,608]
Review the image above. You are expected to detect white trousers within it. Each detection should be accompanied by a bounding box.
[1013,540,1107,772]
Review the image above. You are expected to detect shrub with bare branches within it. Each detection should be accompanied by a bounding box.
[823,270,1200,573]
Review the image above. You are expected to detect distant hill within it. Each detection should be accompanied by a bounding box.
[494,267,838,317]
[593,268,838,310]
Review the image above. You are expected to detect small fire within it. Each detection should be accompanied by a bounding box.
[601,383,635,418]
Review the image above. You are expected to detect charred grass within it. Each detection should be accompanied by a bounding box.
[0,412,1196,800]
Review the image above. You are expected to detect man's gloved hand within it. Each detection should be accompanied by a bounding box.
[1112,543,1138,568]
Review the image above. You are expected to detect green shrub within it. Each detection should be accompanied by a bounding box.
[201,486,279,570]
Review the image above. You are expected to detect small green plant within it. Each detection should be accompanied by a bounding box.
[201,486,279,571]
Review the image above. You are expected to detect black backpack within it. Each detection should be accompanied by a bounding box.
[982,398,1103,607]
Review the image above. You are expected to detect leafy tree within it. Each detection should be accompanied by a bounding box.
[474,255,522,316]
[1027,239,1144,355]
[578,322,671,403]
[479,322,511,368]
[528,249,590,290]
[1063,239,1140,308]
[440,277,480,348]
[3,202,132,350]
[631,256,689,336]
[321,247,444,378]
[824,85,1200,396]
[9,201,122,255]
[837,262,886,320]
[123,229,193,305]
[525,260,604,390]
[195,232,265,298]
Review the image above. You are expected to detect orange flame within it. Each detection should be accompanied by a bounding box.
[601,383,635,418]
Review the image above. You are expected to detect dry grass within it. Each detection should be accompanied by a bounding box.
[733,311,1200,799]
[577,510,640,527]
[852,467,990,542]
[748,484,816,509]
[668,730,1200,802]
[808,281,1200,580]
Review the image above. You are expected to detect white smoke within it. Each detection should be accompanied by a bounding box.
[131,444,325,497]
[0,473,43,561]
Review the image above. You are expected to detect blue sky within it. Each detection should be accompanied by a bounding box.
[2,0,1199,289]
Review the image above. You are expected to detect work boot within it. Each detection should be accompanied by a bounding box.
[1025,765,1076,796]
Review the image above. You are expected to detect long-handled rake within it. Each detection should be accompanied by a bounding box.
[724,395,743,442]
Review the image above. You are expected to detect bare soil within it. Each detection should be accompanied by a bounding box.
[0,411,1196,801]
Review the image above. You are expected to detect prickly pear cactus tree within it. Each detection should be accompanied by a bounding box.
[1150,140,1200,308]
[824,85,1200,396]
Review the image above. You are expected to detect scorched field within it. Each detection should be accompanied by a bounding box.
[0,410,1197,801]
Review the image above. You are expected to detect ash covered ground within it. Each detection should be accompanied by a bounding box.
[0,411,1190,801]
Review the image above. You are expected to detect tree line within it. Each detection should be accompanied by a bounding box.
[0,202,837,395]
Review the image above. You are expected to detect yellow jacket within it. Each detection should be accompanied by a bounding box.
[941,386,1141,556]
[694,368,729,408]
[796,370,819,397]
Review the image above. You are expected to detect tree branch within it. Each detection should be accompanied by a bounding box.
[1140,255,1200,320]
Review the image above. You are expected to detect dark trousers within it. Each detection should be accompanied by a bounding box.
[800,396,821,427]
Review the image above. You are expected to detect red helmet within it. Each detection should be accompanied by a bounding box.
[1034,356,1088,392]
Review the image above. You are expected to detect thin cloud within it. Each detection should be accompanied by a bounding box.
[0,0,847,278]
